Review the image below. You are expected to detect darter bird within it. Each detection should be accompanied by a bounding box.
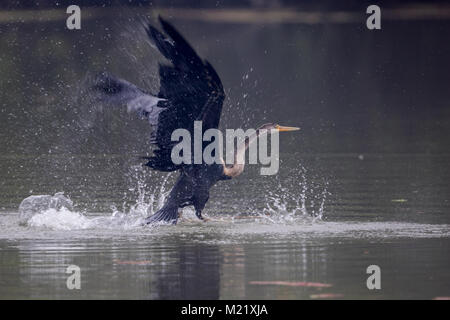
[91,17,299,224]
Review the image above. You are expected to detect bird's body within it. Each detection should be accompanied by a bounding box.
[91,17,298,224]
[145,163,226,223]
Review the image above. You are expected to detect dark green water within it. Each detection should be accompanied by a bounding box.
[0,8,449,299]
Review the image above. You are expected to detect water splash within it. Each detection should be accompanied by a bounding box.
[14,160,332,230]
[28,207,94,230]
[16,166,177,231]
[7,167,450,241]
[18,192,73,225]
[125,165,173,217]
[260,165,330,224]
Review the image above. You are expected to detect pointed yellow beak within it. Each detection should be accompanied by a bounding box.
[276,125,300,132]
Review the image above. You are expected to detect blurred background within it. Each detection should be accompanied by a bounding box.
[1,0,449,153]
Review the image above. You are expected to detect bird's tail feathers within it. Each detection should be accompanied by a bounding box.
[144,206,178,225]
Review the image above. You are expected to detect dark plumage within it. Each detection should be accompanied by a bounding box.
[90,17,298,224]
[91,17,227,223]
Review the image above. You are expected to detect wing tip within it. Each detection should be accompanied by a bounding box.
[158,15,181,42]
[158,14,165,25]
[91,71,123,94]
[144,15,170,43]
[145,23,161,43]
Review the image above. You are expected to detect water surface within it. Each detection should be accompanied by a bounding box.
[0,153,449,299]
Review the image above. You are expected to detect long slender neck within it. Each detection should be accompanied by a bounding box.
[222,127,269,178]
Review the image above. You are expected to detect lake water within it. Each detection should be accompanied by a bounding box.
[0,153,449,299]
[0,7,449,299]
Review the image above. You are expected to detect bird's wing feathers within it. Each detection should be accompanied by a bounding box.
[91,72,165,123]
[199,60,226,129]
[89,17,225,172]
[90,17,224,171]
[144,17,225,171]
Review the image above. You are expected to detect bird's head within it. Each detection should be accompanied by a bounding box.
[258,123,300,132]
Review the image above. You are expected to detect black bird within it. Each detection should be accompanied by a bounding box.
[91,17,299,224]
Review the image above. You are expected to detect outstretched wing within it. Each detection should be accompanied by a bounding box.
[91,72,165,123]
[145,17,225,171]
[89,17,225,172]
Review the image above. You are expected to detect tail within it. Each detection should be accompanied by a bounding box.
[144,206,178,225]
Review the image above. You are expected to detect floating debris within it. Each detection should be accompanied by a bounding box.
[310,293,344,299]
